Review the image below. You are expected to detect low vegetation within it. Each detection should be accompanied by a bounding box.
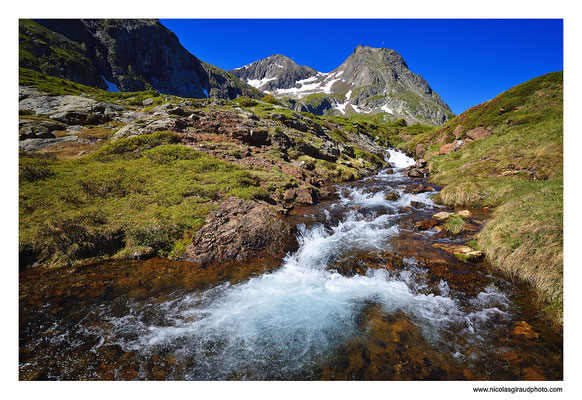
[399,72,563,326]
[19,133,295,267]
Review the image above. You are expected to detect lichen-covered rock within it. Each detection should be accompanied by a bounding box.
[19,89,126,125]
[186,197,297,267]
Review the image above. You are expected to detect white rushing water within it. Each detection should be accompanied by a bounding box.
[98,149,510,379]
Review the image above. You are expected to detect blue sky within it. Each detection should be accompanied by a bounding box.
[160,19,563,114]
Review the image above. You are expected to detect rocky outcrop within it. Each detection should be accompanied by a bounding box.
[19,118,66,140]
[19,86,126,124]
[185,197,298,267]
[453,124,465,139]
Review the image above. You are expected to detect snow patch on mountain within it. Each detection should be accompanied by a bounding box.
[247,77,276,89]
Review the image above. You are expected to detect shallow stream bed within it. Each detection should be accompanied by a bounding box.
[19,149,562,380]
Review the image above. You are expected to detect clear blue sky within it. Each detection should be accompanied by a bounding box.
[160,19,563,114]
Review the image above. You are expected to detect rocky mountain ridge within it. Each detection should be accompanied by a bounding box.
[20,19,262,100]
[230,45,453,125]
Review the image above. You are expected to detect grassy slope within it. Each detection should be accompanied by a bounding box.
[20,70,409,268]
[399,72,563,326]
[20,133,293,266]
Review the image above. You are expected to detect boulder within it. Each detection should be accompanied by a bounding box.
[283,188,296,202]
[19,90,126,125]
[318,186,337,201]
[295,186,318,205]
[466,127,492,141]
[405,168,424,178]
[453,124,465,139]
[415,143,426,159]
[19,135,79,152]
[19,119,66,140]
[167,105,188,116]
[431,243,485,263]
[432,211,452,221]
[438,142,456,155]
[186,197,297,267]
[113,116,189,139]
[384,191,400,201]
[415,159,427,168]
[456,210,473,218]
[404,184,430,194]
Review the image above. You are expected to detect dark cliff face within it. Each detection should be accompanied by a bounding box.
[79,19,209,98]
[20,19,261,100]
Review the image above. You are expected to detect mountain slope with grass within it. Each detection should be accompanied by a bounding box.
[20,19,262,100]
[394,71,563,325]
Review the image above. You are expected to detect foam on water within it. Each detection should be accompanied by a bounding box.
[387,148,416,169]
[29,149,509,379]
[91,152,510,378]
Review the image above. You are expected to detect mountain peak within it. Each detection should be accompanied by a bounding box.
[232,46,451,125]
[230,55,318,91]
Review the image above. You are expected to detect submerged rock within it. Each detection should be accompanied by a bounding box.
[415,219,438,230]
[384,191,400,201]
[511,321,540,340]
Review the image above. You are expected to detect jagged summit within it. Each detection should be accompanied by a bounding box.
[232,45,453,125]
[230,54,318,92]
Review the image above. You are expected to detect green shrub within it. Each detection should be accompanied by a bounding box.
[144,145,201,164]
[262,94,279,104]
[93,131,180,160]
[235,96,258,107]
[443,215,466,234]
[19,157,54,182]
